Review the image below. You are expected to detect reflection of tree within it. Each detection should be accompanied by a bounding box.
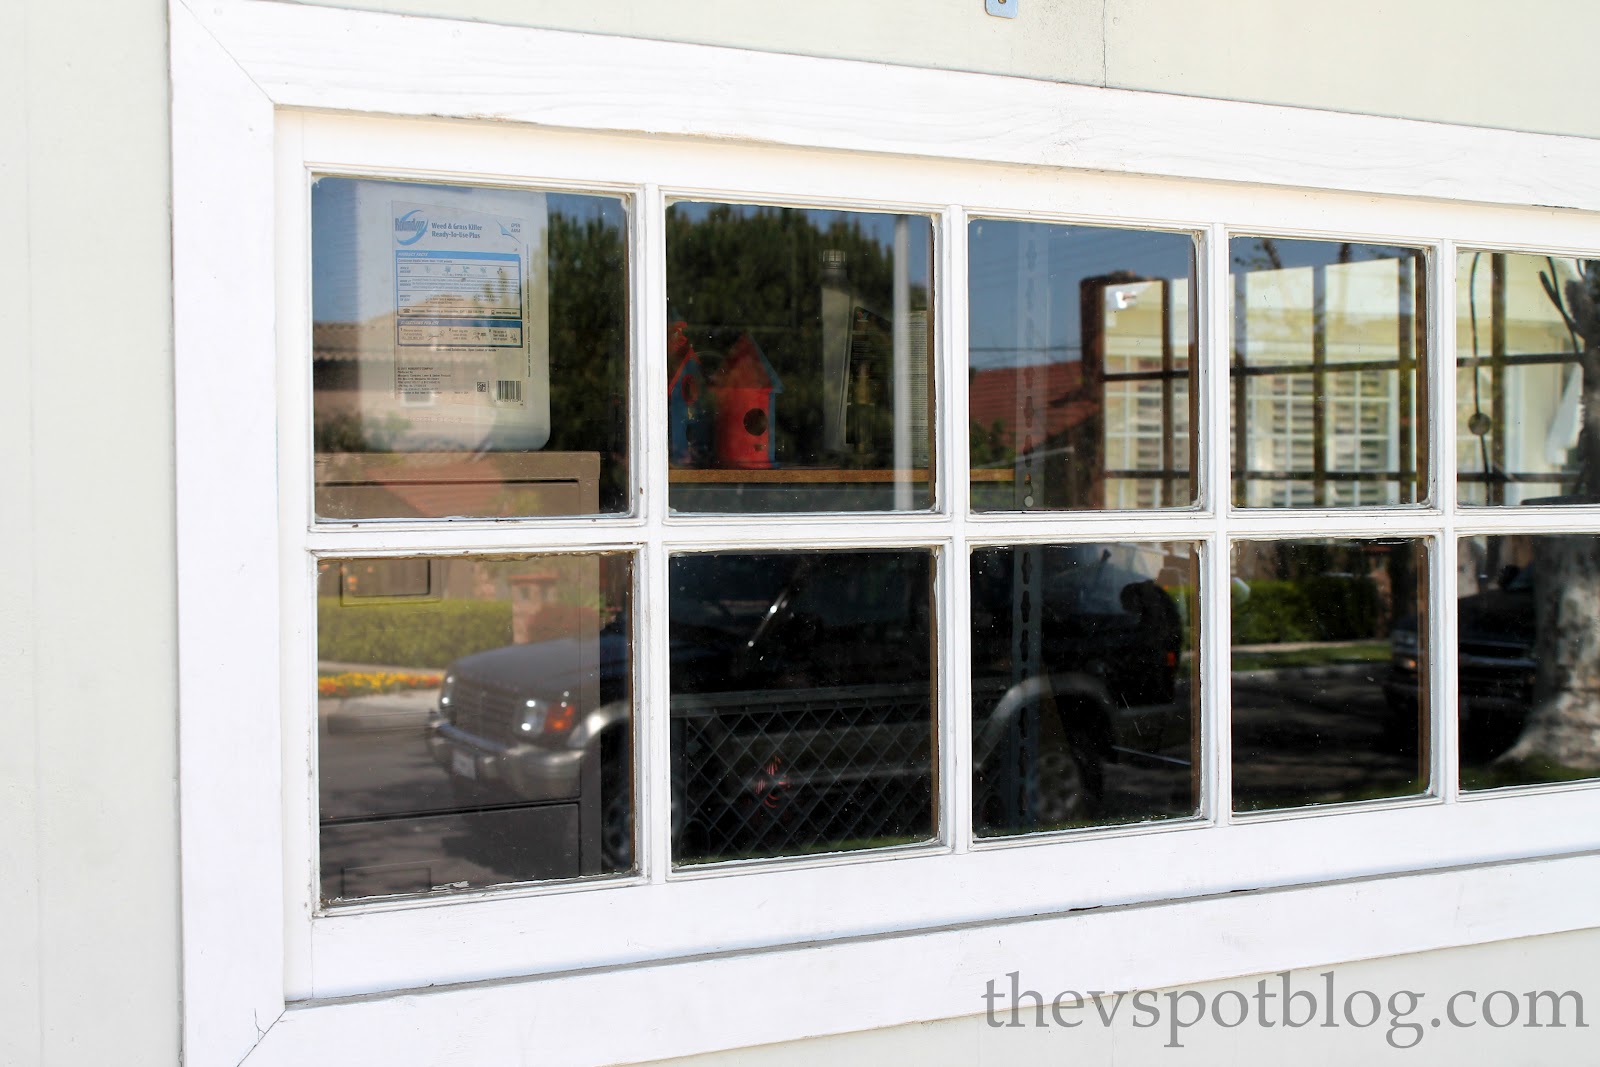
[546,210,629,511]
[666,205,928,466]
[1502,261,1600,769]
[969,416,1014,468]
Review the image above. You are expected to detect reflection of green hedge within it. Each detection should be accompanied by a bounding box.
[317,598,512,668]
[1231,577,1379,644]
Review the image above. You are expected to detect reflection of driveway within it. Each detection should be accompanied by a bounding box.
[320,687,439,734]
[317,702,448,822]
[1231,665,1417,810]
[318,698,574,898]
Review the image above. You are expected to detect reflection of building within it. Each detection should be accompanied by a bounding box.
[1457,253,1585,505]
[1232,252,1423,508]
[968,273,1193,510]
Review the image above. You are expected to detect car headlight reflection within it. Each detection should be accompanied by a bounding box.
[519,696,577,737]
[519,699,547,733]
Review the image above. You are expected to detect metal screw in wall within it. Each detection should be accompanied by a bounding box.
[985,0,1017,17]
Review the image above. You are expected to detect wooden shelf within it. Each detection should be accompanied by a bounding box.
[315,451,601,518]
[668,467,930,484]
[667,468,1020,484]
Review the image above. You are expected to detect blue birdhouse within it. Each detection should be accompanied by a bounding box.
[667,320,711,466]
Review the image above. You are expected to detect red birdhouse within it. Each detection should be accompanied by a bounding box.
[711,334,783,469]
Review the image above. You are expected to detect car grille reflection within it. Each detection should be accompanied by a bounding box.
[448,679,522,742]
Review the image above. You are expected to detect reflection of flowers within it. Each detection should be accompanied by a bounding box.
[318,671,442,698]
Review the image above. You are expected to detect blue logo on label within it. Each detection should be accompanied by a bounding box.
[394,209,428,246]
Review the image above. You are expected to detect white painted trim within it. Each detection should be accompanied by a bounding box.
[171,3,285,1063]
[299,784,1600,998]
[192,0,1600,214]
[1202,224,1232,826]
[168,2,1600,1064]
[248,851,1600,1067]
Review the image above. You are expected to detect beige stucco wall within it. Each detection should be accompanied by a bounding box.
[0,1,180,1065]
[296,0,1600,138]
[4,2,1599,1065]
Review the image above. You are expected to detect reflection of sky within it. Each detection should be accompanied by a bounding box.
[1230,237,1420,273]
[968,220,1197,370]
[668,200,932,289]
[311,176,622,324]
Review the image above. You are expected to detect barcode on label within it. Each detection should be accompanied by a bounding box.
[496,379,522,403]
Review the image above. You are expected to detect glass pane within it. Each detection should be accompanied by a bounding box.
[318,554,633,902]
[968,220,1197,511]
[665,202,933,513]
[971,543,1199,837]
[1457,535,1600,789]
[1230,238,1426,508]
[1457,252,1596,506]
[667,550,934,863]
[312,177,629,519]
[1231,539,1427,811]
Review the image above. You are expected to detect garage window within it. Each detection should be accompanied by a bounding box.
[169,7,1600,1056]
[295,125,1600,912]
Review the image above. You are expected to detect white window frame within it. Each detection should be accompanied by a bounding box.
[173,3,1600,1064]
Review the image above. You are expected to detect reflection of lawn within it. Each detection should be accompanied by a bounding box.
[1461,759,1599,791]
[1231,641,1390,672]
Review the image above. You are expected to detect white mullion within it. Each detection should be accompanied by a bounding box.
[277,113,318,998]
[1454,508,1600,535]
[656,517,957,551]
[305,522,648,555]
[639,183,673,883]
[942,205,973,852]
[1223,509,1445,540]
[943,541,971,852]
[1206,222,1234,826]
[964,512,1220,543]
[640,541,671,883]
[963,524,1215,549]
[1434,240,1461,802]
[944,205,970,525]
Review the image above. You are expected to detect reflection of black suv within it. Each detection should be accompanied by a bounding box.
[428,548,1186,875]
[1385,564,1536,758]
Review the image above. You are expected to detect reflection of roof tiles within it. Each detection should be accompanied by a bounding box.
[968,362,1094,440]
[313,321,367,362]
[317,295,509,361]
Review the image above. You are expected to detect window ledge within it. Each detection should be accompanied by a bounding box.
[249,850,1600,1066]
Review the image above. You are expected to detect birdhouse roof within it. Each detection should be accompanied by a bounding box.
[668,347,703,394]
[714,333,784,392]
[667,320,704,393]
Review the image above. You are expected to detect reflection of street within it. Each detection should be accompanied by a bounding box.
[1232,665,1418,811]
[318,694,449,822]
[1096,679,1196,822]
[318,691,577,900]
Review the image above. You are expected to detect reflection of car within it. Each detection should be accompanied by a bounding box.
[969,547,1189,831]
[1385,564,1536,757]
[428,549,1187,876]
